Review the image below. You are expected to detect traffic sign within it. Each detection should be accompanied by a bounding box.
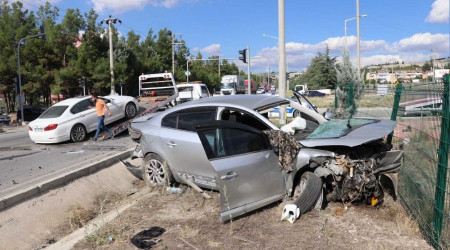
[185,71,191,76]
[15,94,25,104]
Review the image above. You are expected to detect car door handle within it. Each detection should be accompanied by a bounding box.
[165,141,177,147]
[220,172,238,180]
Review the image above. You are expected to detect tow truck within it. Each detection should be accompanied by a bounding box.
[96,73,178,141]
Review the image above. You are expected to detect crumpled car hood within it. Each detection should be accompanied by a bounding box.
[299,119,396,148]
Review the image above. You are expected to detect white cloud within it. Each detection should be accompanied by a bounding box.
[426,0,449,23]
[252,32,449,72]
[391,33,449,54]
[193,43,222,55]
[90,0,190,13]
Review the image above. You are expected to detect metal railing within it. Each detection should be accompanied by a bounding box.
[335,75,450,249]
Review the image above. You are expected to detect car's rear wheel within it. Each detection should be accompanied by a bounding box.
[293,110,301,118]
[141,153,174,187]
[70,124,87,142]
[125,102,137,119]
[291,172,323,214]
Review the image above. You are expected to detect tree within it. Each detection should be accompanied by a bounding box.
[334,49,364,118]
[422,60,432,71]
[290,46,336,90]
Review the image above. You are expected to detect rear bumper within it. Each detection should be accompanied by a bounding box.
[120,145,144,180]
[29,131,68,144]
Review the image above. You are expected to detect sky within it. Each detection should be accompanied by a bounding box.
[17,0,450,73]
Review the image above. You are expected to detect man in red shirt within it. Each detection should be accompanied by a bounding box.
[91,93,113,141]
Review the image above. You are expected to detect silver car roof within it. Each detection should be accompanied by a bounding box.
[190,95,287,110]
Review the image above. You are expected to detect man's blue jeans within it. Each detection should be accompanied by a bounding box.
[94,115,113,139]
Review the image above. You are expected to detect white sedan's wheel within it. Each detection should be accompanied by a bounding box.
[125,103,137,119]
[70,124,87,142]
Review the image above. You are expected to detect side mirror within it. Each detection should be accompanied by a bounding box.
[323,112,333,120]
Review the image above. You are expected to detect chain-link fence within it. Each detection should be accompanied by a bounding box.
[336,76,450,249]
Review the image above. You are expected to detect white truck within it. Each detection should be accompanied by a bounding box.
[175,82,210,104]
[294,84,308,94]
[220,75,245,95]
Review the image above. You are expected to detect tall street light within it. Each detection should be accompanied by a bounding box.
[172,33,184,78]
[262,34,290,76]
[344,14,367,51]
[101,15,122,95]
[356,0,361,75]
[17,30,46,125]
[278,0,286,125]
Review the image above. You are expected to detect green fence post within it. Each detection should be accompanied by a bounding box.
[334,83,339,109]
[387,83,403,145]
[432,74,450,247]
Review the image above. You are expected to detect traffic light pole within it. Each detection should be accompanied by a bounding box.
[247,46,251,95]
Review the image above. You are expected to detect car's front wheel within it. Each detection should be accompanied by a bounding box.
[125,102,137,119]
[70,124,87,142]
[291,172,323,214]
[141,153,174,187]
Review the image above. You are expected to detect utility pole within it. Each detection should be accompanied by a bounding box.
[101,16,121,95]
[172,33,184,77]
[278,0,286,124]
[247,46,251,95]
[17,30,46,125]
[356,0,361,75]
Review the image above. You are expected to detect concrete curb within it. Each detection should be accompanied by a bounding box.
[0,150,131,211]
[48,189,155,250]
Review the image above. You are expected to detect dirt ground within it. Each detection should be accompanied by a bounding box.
[74,183,432,250]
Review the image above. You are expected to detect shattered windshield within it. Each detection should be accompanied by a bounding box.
[306,119,379,139]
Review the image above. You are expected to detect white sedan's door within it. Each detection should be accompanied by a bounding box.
[70,99,97,132]
[102,97,122,124]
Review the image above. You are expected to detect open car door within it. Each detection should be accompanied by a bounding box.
[194,121,286,222]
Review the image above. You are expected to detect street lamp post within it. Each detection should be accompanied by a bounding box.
[278,0,287,125]
[344,14,367,51]
[17,32,46,125]
[101,16,122,95]
[172,33,184,78]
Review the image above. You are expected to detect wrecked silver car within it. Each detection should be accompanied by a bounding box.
[127,94,402,222]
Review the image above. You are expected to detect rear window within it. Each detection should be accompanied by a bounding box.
[178,86,193,92]
[39,106,68,119]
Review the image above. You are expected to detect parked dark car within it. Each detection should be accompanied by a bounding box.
[305,90,325,97]
[0,115,11,124]
[16,106,46,122]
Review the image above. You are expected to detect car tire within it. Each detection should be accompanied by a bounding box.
[293,110,301,118]
[291,172,323,214]
[70,124,87,142]
[141,153,175,187]
[125,102,137,119]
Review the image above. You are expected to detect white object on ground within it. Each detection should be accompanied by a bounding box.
[281,117,306,135]
[281,204,301,223]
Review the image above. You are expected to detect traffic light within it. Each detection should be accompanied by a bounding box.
[239,49,247,63]
[79,77,86,88]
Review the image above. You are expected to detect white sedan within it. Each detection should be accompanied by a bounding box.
[29,95,138,143]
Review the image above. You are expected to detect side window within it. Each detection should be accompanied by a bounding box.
[200,127,269,159]
[161,107,217,132]
[161,114,177,128]
[220,109,269,131]
[71,99,93,114]
[201,86,209,95]
[100,97,111,104]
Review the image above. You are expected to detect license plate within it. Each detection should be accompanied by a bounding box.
[35,127,44,132]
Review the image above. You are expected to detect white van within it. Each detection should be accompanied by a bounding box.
[175,83,210,104]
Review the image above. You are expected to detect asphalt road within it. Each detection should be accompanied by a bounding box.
[0,125,134,195]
